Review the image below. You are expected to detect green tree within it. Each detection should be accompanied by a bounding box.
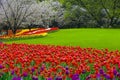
[59,0,120,28]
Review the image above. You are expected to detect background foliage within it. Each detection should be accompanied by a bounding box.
[0,0,120,35]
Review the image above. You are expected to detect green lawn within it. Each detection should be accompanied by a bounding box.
[4,29,120,50]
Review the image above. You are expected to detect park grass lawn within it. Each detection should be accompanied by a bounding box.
[4,28,120,50]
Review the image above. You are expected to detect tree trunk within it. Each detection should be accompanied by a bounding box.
[6,30,8,35]
[12,27,17,35]
[13,30,16,35]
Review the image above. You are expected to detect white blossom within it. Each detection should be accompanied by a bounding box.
[0,0,64,30]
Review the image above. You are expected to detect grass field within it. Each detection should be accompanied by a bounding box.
[4,29,120,50]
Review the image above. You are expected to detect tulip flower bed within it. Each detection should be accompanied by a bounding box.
[0,43,120,80]
[0,27,59,39]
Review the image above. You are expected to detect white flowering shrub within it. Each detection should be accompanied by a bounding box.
[27,0,64,28]
[0,0,64,34]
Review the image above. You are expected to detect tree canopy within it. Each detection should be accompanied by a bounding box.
[0,0,120,34]
[59,0,120,28]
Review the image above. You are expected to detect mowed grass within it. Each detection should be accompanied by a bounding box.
[5,29,120,50]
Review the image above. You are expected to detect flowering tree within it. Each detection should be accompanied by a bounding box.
[27,0,64,28]
[0,0,64,35]
[0,0,37,34]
